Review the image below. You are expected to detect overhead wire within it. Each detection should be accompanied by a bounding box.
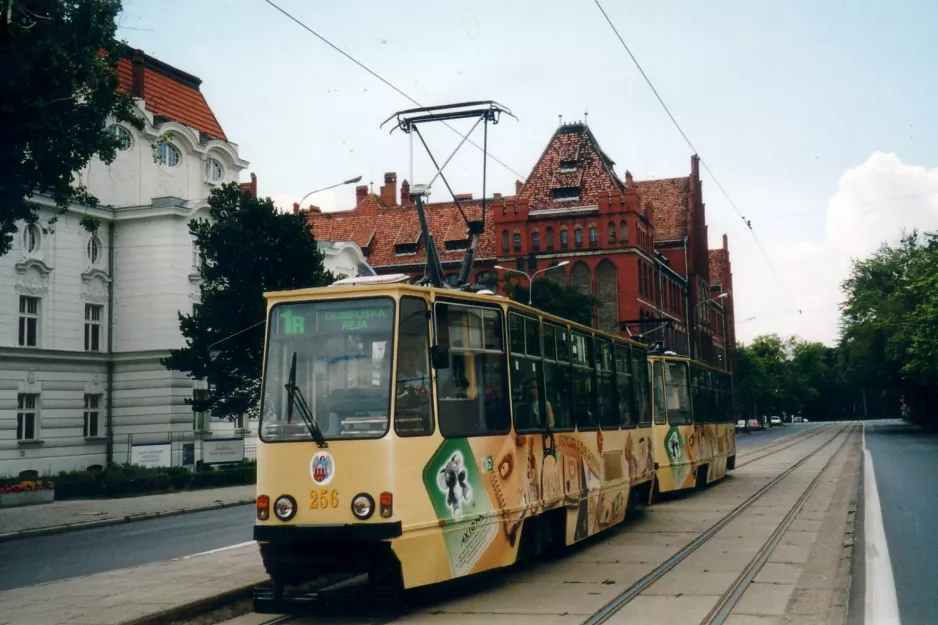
[593,0,801,315]
[262,0,527,182]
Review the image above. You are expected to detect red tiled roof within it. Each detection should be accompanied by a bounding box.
[307,195,504,268]
[116,55,227,141]
[633,177,690,240]
[517,123,625,210]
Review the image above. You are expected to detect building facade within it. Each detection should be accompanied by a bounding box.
[0,50,250,477]
[306,122,737,372]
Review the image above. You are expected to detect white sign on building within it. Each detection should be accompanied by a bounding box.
[130,443,172,468]
[202,438,245,465]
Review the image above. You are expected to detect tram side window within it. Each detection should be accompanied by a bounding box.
[434,303,510,437]
[596,338,618,429]
[510,313,548,432]
[572,332,598,430]
[394,296,433,437]
[666,362,693,426]
[691,366,706,424]
[543,324,574,431]
[633,350,652,426]
[615,343,636,428]
[652,361,667,425]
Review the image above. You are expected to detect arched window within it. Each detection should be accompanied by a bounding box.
[574,228,583,248]
[157,143,180,167]
[107,125,132,151]
[513,232,521,251]
[588,226,597,247]
[502,230,509,252]
[532,231,540,251]
[560,229,569,249]
[546,227,554,249]
[608,222,616,244]
[23,223,41,254]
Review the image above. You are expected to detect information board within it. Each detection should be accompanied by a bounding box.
[202,438,245,465]
[130,443,172,468]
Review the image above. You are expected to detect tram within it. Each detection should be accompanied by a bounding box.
[648,353,736,496]
[254,278,657,597]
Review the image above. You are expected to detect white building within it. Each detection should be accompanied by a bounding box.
[0,51,252,477]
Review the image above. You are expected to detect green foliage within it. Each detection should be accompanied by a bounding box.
[0,0,142,256]
[161,183,334,421]
[839,231,938,420]
[500,276,599,327]
[0,461,256,500]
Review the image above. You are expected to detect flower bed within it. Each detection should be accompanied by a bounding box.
[0,480,55,508]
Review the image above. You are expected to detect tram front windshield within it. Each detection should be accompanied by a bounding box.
[260,297,395,442]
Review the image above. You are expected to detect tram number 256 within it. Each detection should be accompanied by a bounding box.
[309,488,339,509]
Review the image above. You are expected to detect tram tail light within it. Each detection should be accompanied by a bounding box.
[256,495,270,521]
[379,492,393,518]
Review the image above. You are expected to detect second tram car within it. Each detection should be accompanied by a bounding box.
[648,354,736,496]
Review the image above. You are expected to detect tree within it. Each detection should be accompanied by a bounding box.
[161,184,334,421]
[0,0,141,256]
[501,276,600,327]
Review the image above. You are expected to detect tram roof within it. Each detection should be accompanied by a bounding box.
[263,282,648,349]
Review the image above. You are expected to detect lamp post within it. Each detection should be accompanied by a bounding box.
[494,261,569,305]
[297,175,363,210]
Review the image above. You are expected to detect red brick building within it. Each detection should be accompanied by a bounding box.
[305,122,736,370]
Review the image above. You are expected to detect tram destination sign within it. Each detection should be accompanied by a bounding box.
[276,302,393,335]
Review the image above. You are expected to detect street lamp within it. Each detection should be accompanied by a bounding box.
[297,175,362,210]
[494,261,570,305]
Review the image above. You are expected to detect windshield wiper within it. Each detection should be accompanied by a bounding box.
[285,352,328,448]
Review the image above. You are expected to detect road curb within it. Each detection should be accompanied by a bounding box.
[0,497,255,543]
[121,580,264,625]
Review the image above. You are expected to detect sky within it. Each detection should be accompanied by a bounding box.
[117,0,938,346]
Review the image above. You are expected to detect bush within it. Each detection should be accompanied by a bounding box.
[0,461,256,500]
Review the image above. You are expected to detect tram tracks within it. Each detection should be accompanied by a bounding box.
[735,422,837,468]
[582,422,856,625]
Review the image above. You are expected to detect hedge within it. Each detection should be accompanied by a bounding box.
[0,461,256,500]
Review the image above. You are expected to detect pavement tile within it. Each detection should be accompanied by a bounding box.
[753,563,802,585]
[786,589,837,615]
[732,582,795,616]
[431,580,618,616]
[399,613,583,625]
[787,519,822,533]
[602,595,720,624]
[723,616,784,625]
[779,530,818,547]
[643,569,740,596]
[513,561,652,586]
[767,544,811,565]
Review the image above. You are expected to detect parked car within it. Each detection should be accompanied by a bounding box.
[770,415,782,426]
[736,419,749,433]
[747,418,762,430]
[793,416,804,423]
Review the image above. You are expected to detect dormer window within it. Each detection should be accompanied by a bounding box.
[552,187,580,202]
[204,157,223,182]
[395,243,418,255]
[445,239,468,251]
[157,143,180,167]
[559,159,577,173]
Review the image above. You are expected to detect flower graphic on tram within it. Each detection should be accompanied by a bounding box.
[667,429,684,464]
[438,452,472,517]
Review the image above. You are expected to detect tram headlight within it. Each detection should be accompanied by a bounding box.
[351,493,375,520]
[274,495,297,521]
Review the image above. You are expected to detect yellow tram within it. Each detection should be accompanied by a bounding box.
[253,279,658,598]
[648,354,736,496]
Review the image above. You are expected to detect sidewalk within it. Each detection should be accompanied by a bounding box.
[0,484,255,541]
[0,543,267,625]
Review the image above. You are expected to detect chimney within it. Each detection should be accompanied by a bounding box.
[645,201,654,228]
[624,170,633,188]
[454,193,473,201]
[723,233,728,251]
[400,179,410,204]
[292,202,299,215]
[493,193,502,200]
[691,154,700,178]
[380,172,397,206]
[515,180,523,195]
[308,205,321,214]
[239,172,258,198]
[131,49,146,99]
[355,184,368,207]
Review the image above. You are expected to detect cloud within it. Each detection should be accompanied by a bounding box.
[270,190,339,214]
[735,152,938,347]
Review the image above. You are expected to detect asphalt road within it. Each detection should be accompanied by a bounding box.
[863,418,938,625]
[0,504,255,591]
